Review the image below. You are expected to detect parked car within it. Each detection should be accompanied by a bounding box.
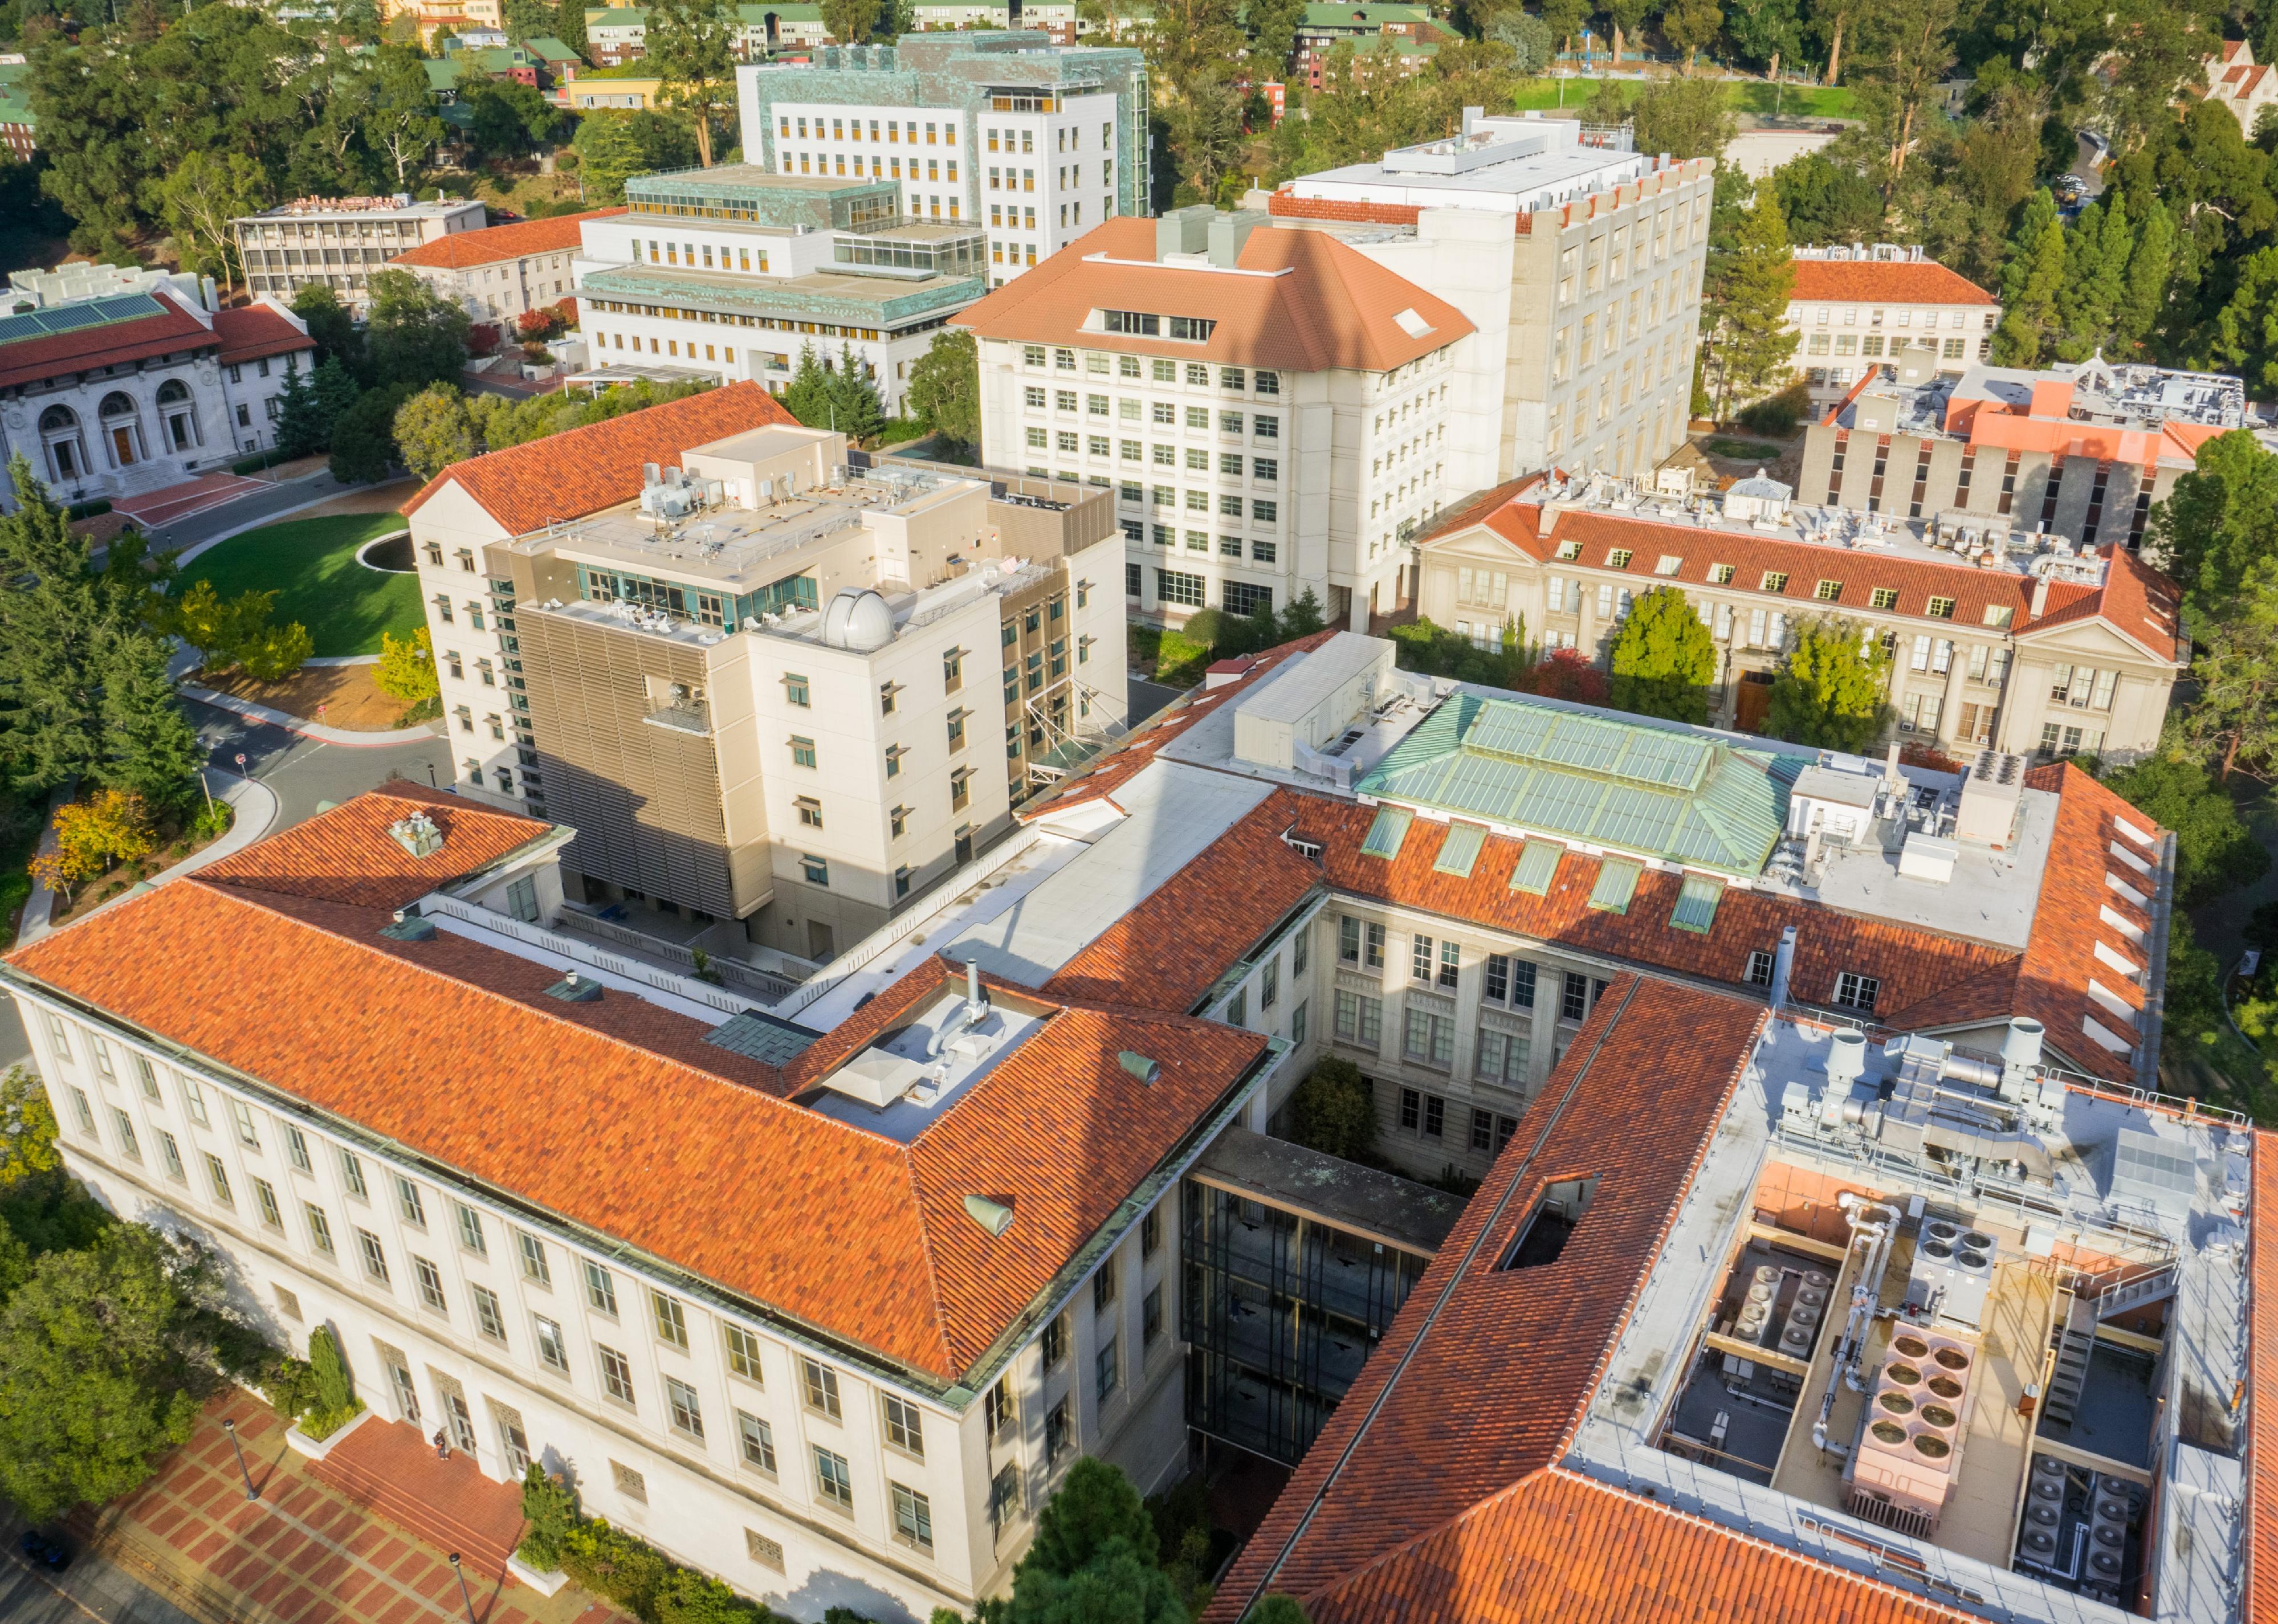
[18,1530,71,1572]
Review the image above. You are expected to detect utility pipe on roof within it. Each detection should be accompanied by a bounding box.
[1769,924,1797,1010]
[1811,1192,1901,1460]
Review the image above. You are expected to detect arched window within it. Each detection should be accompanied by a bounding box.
[99,391,138,419]
[38,404,79,433]
[155,378,192,406]
[154,377,199,453]
[96,391,142,467]
[38,403,87,481]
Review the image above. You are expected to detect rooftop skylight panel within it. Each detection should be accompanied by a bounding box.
[1360,805,1413,860]
[1669,873,1723,933]
[1587,858,1641,914]
[1509,839,1563,895]
[1592,786,1683,853]
[1432,821,1487,878]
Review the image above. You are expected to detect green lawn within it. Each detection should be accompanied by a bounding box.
[1507,77,1856,121]
[181,513,421,657]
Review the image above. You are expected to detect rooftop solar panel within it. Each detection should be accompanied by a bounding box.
[0,292,168,349]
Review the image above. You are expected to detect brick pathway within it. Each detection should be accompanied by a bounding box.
[66,1392,634,1624]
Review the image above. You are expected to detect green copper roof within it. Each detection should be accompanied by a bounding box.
[1354,693,1799,881]
[581,264,983,328]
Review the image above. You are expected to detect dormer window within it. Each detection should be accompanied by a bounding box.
[1833,972,1880,1012]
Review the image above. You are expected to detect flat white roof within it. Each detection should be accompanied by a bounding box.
[1234,631,1385,727]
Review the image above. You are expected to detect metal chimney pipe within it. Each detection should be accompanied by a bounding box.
[967,956,984,1010]
[1770,925,1797,1009]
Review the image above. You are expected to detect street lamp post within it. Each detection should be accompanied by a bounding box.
[223,1418,258,1501]
[449,1553,477,1624]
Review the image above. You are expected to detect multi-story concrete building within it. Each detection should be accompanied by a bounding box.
[1788,243,1999,413]
[234,195,489,312]
[403,381,1124,966]
[956,206,1475,631]
[735,32,1151,288]
[0,288,314,509]
[1266,108,1715,493]
[572,167,986,415]
[3,620,2205,1624]
[392,208,624,325]
[1801,347,2248,552]
[1409,465,2182,761]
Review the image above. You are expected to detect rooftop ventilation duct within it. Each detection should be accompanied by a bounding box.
[1118,1050,1159,1084]
[545,970,602,1003]
[1207,209,1269,268]
[963,1193,1015,1237]
[1155,204,1214,260]
[388,812,444,859]
[1825,1029,1868,1091]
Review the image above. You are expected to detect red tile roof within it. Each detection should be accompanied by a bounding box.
[1420,477,2182,660]
[5,793,1271,1383]
[0,292,218,390]
[1208,977,1775,1617]
[389,209,625,270]
[400,380,798,536]
[210,303,313,368]
[952,217,1474,374]
[1290,1470,1976,1624]
[1788,258,1998,307]
[1042,789,1321,1011]
[193,781,550,911]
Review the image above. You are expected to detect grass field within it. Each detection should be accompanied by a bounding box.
[1508,77,1856,121]
[181,512,421,657]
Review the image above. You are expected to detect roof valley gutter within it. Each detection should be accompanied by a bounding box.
[1223,976,1647,1617]
[0,964,980,1402]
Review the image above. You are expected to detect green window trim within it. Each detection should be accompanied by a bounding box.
[1669,873,1724,933]
[1432,821,1487,878]
[1509,840,1563,896]
[1587,858,1643,915]
[1359,805,1413,860]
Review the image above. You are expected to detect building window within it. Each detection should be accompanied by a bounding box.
[414,1256,448,1314]
[1095,1338,1120,1401]
[519,1231,551,1286]
[1334,990,1382,1048]
[305,1203,334,1255]
[1403,1005,1454,1068]
[1041,1312,1069,1370]
[252,1176,281,1227]
[790,735,817,768]
[283,1123,311,1171]
[883,1394,924,1458]
[1833,972,1880,1012]
[455,1202,486,1255]
[206,1153,234,1207]
[814,1447,855,1513]
[598,1345,637,1406]
[737,1411,778,1475]
[666,1376,706,1441]
[891,1484,935,1552]
[394,1176,426,1227]
[471,1284,508,1343]
[801,854,830,886]
[576,1262,620,1320]
[725,1324,764,1384]
[535,1315,569,1374]
[1045,1394,1073,1462]
[1560,972,1590,1022]
[651,1290,689,1349]
[801,1357,843,1418]
[357,1229,389,1284]
[1746,949,1775,988]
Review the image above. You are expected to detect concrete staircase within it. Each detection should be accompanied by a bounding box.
[307,1418,524,1582]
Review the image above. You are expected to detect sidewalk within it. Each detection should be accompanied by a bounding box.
[184,688,444,748]
[67,1392,632,1624]
[15,770,279,947]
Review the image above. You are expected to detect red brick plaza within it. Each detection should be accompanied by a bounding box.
[66,1390,634,1624]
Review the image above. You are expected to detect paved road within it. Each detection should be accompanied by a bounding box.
[138,471,364,555]
[0,698,446,1075]
[0,1546,205,1624]
[2069,130,2108,199]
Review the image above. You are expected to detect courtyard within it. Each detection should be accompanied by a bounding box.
[181,513,421,658]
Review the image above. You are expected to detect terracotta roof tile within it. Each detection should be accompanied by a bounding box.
[1208,977,1770,1614]
[1298,1470,1975,1624]
[210,303,313,368]
[0,293,217,390]
[191,782,550,912]
[952,217,1474,374]
[5,794,1272,1382]
[389,209,625,270]
[1788,259,1998,307]
[400,380,798,536]
[1428,481,2182,656]
[1042,789,1321,1010]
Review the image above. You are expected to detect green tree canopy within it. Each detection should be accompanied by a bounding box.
[1608,586,1719,722]
[1702,183,1798,417]
[2100,750,2270,908]
[1021,1458,1159,1581]
[329,382,419,484]
[393,386,484,483]
[0,1226,219,1523]
[1767,617,1892,751]
[1990,189,2064,367]
[1628,76,1735,161]
[1008,1541,1187,1624]
[1770,152,1885,247]
[646,0,737,165]
[907,329,980,454]
[364,270,473,391]
[1285,1058,1376,1162]
[2148,429,2278,617]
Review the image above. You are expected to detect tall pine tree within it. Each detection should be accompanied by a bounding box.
[0,459,179,795]
[830,343,886,443]
[1702,185,1799,419]
[1990,189,2065,367]
[2114,197,2175,359]
[782,345,835,428]
[100,631,205,811]
[2055,195,2132,361]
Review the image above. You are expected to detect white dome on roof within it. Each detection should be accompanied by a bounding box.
[822,588,895,652]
